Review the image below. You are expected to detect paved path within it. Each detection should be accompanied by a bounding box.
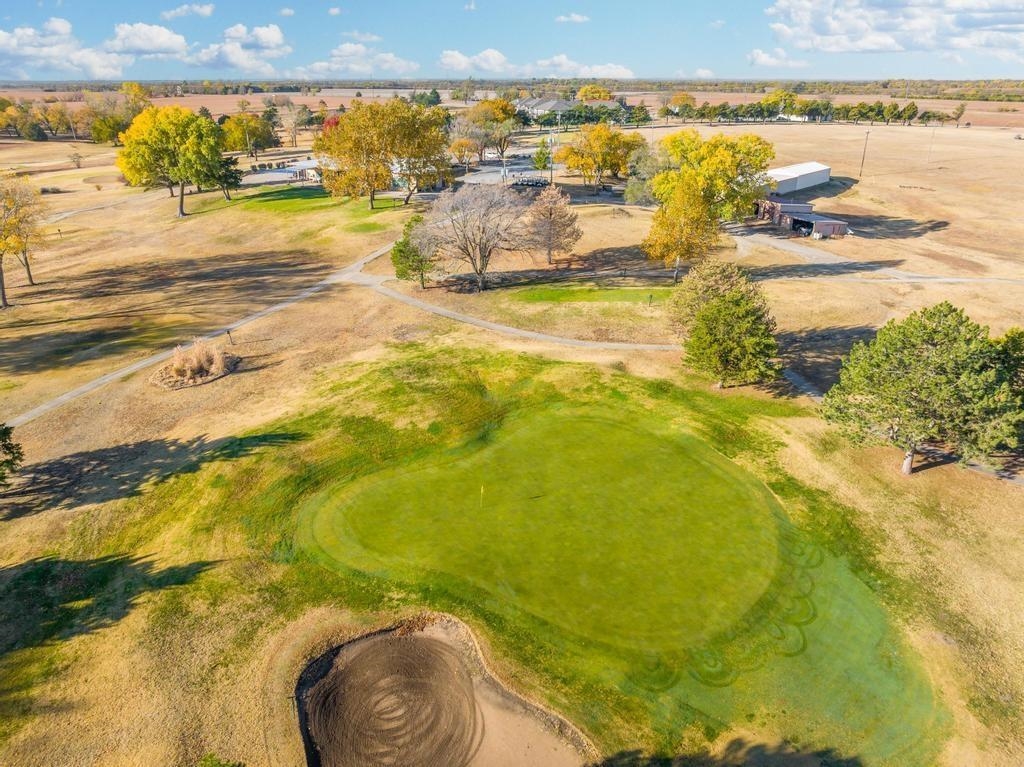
[728,225,1024,286]
[6,244,392,428]
[8,226,1023,488]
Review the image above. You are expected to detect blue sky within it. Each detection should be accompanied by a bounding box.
[1,1,1023,81]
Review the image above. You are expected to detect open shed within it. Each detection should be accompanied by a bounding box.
[780,211,849,238]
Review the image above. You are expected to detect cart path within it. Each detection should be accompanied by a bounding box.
[728,224,1024,285]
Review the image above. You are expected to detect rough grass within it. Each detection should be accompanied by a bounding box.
[2,345,954,765]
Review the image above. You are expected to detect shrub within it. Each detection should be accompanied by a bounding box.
[170,339,226,383]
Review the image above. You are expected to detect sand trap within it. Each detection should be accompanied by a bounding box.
[297,616,591,767]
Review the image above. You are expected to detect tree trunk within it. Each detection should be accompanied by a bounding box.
[476,271,486,292]
[19,251,34,285]
[547,243,553,265]
[901,446,916,475]
[672,254,681,284]
[168,183,175,197]
[222,186,231,201]
[404,187,414,205]
[419,272,425,289]
[177,181,186,217]
[369,189,375,210]
[0,259,8,309]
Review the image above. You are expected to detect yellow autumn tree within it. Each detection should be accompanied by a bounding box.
[643,130,774,276]
[576,84,614,101]
[554,123,645,188]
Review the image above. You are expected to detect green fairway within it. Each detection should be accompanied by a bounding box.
[512,286,674,303]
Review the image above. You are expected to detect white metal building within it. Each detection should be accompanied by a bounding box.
[766,161,832,195]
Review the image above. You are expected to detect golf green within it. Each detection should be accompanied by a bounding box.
[297,402,947,763]
[302,409,788,652]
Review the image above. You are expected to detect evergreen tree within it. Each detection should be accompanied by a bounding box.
[823,303,1022,474]
[685,289,778,388]
[391,215,434,288]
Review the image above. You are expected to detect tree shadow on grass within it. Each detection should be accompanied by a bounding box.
[590,739,864,766]
[839,214,949,240]
[0,554,214,733]
[746,259,904,281]
[0,431,303,520]
[774,325,878,394]
[0,555,213,660]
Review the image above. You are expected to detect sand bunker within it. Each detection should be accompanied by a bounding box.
[298,617,591,767]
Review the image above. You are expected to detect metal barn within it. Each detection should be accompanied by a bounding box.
[767,162,832,195]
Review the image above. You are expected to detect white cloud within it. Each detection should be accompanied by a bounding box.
[555,12,589,23]
[104,22,188,56]
[709,19,725,29]
[747,46,809,68]
[0,16,129,79]
[161,3,214,20]
[193,23,291,76]
[328,7,341,15]
[695,67,715,78]
[439,48,634,78]
[465,0,476,10]
[343,30,381,42]
[279,7,294,16]
[765,0,1024,63]
[535,52,633,78]
[294,40,418,77]
[440,47,511,72]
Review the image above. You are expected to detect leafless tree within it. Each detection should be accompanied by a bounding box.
[527,185,582,264]
[415,185,531,291]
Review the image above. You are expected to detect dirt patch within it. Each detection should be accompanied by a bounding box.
[297,616,592,767]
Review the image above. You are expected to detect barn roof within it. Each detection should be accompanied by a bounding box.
[767,161,831,182]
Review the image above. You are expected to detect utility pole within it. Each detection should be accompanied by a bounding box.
[859,130,871,178]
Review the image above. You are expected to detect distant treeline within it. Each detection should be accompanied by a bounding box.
[3,78,1024,103]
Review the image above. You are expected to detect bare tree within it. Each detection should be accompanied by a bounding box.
[527,185,582,264]
[415,185,531,291]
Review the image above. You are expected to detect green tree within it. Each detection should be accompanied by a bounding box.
[391,215,434,288]
[533,138,552,170]
[630,103,652,127]
[200,155,243,201]
[0,423,22,489]
[685,290,779,388]
[952,101,967,127]
[823,303,1022,475]
[669,259,766,331]
[196,755,243,767]
[117,107,225,217]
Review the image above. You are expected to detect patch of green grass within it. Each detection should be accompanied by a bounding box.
[513,286,674,304]
[0,380,19,393]
[345,221,386,233]
[7,347,951,763]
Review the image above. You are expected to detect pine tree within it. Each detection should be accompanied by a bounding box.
[823,303,1023,474]
[527,185,581,264]
[684,290,778,388]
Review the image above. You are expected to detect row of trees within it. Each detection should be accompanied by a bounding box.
[667,260,1022,475]
[1,82,153,143]
[392,184,581,291]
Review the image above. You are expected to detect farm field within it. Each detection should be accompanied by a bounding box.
[1,116,1023,767]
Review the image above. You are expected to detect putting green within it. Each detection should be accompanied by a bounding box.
[302,410,785,652]
[297,398,946,764]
